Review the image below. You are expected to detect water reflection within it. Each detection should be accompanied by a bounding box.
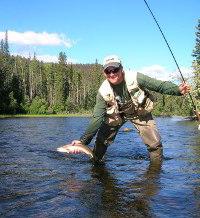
[77,161,162,217]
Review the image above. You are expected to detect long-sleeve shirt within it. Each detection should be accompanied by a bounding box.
[79,72,182,145]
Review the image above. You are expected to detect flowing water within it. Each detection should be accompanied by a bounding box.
[0,117,200,218]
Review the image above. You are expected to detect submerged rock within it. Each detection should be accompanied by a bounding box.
[123,127,133,132]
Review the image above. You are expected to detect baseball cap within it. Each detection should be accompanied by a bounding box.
[103,55,122,70]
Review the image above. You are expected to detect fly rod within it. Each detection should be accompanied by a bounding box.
[143,0,200,124]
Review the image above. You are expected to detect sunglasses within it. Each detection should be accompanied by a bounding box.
[105,67,120,75]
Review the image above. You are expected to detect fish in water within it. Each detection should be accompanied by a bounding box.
[57,143,94,158]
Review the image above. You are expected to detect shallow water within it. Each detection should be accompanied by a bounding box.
[0,117,199,217]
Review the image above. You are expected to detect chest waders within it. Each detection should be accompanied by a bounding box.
[93,99,163,164]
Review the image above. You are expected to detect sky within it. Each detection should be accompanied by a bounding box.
[0,0,199,81]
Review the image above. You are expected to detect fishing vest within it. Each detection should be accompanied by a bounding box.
[98,70,154,126]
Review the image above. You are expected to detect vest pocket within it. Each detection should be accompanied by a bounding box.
[105,114,123,126]
[138,94,154,115]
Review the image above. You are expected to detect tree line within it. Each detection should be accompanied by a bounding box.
[0,19,199,116]
[0,32,104,114]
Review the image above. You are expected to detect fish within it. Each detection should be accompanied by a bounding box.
[57,143,94,158]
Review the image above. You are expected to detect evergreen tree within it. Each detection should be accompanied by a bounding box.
[53,52,69,112]
[0,39,4,54]
[4,30,9,55]
[192,19,200,110]
[0,35,12,114]
[45,63,56,108]
[11,58,24,112]
[192,19,200,63]
[0,31,9,55]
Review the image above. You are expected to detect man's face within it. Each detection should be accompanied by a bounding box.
[104,66,124,85]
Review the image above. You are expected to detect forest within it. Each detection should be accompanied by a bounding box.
[0,19,199,117]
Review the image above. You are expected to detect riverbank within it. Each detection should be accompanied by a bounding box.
[0,113,92,119]
[0,113,197,120]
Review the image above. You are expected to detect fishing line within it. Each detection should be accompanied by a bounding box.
[143,0,200,123]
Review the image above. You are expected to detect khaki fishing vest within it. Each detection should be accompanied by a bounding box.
[99,70,154,126]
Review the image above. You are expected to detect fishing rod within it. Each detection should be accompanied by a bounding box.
[143,0,200,125]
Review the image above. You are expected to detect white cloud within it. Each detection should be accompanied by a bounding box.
[37,54,58,63]
[135,64,193,82]
[12,52,77,64]
[171,67,194,82]
[0,30,75,48]
[138,65,169,80]
[37,54,77,63]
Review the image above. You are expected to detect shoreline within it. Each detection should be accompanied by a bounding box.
[0,114,196,120]
[0,113,92,119]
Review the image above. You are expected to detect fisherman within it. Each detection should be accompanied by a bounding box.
[71,55,191,163]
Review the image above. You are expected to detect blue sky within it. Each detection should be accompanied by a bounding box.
[0,0,199,81]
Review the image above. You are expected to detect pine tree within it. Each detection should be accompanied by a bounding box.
[11,58,24,113]
[192,19,200,63]
[0,39,4,54]
[53,52,69,112]
[4,30,9,55]
[192,19,200,110]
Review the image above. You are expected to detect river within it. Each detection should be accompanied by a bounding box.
[0,117,200,217]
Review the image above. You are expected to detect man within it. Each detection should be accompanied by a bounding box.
[72,55,190,163]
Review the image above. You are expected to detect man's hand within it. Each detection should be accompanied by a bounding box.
[179,82,191,95]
